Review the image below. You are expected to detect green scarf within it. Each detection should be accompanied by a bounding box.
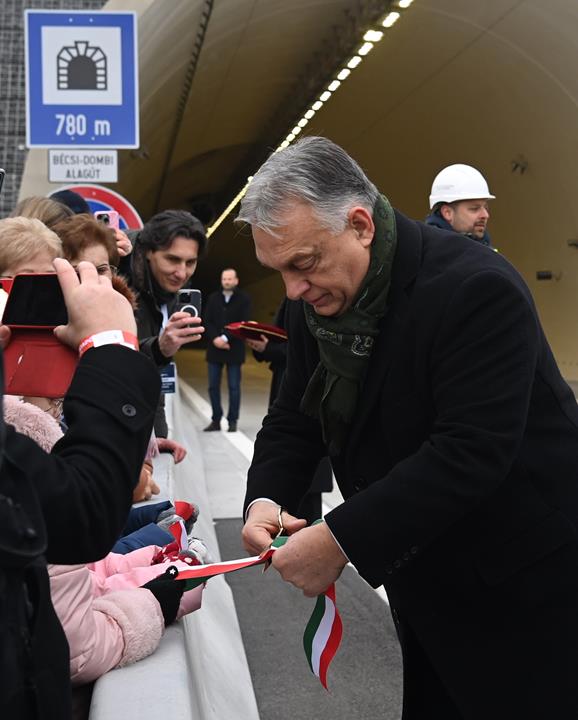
[300,194,397,454]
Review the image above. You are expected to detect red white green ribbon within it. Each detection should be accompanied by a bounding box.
[303,582,342,689]
[176,551,275,589]
[175,536,343,688]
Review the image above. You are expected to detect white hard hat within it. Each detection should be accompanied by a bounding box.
[429,164,495,209]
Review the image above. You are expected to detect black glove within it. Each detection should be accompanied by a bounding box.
[142,566,185,626]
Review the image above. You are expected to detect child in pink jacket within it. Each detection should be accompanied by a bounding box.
[4,395,206,685]
[50,547,203,684]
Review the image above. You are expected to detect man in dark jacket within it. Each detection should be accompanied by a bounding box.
[238,137,578,719]
[203,268,251,432]
[126,210,207,436]
[0,259,160,720]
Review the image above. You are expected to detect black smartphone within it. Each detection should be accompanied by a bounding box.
[175,288,202,318]
[2,273,68,328]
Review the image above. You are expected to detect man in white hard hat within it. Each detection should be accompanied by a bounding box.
[426,164,495,246]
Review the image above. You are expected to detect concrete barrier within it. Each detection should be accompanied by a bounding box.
[89,379,260,720]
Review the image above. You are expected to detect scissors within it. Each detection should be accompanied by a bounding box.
[262,505,284,573]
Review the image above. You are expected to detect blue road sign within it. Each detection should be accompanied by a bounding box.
[25,10,139,148]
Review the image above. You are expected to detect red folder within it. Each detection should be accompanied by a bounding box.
[225,321,288,343]
[3,332,77,397]
[2,274,77,398]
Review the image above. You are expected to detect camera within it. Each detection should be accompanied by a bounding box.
[94,210,120,229]
[176,288,202,318]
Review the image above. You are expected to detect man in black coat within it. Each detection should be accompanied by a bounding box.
[203,268,251,432]
[0,259,161,720]
[238,137,578,719]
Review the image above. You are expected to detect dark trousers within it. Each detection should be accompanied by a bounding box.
[208,361,242,423]
[112,500,173,554]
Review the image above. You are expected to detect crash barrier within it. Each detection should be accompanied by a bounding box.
[89,378,260,720]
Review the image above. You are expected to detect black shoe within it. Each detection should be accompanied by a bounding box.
[228,422,237,432]
[204,421,221,432]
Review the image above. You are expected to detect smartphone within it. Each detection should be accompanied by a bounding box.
[175,288,202,318]
[2,273,68,328]
[94,210,119,230]
[0,168,5,196]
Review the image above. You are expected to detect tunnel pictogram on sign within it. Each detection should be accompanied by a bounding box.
[57,41,108,91]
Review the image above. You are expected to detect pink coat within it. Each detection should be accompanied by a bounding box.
[86,545,203,619]
[50,550,202,684]
[4,396,203,685]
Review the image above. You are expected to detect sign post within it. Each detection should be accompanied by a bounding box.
[25,10,139,149]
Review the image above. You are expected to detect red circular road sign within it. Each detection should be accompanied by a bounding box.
[50,184,143,229]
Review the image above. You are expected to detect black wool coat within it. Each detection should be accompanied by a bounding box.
[204,289,252,365]
[245,211,578,719]
[0,347,160,720]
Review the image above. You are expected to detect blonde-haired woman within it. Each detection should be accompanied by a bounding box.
[0,216,62,278]
[9,195,73,229]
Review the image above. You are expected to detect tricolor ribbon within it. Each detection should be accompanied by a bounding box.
[175,535,343,689]
[303,582,343,689]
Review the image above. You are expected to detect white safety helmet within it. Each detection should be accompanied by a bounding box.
[429,164,495,209]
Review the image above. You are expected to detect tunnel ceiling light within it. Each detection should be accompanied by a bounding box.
[364,29,383,42]
[207,181,251,236]
[382,11,400,27]
[358,42,374,56]
[208,1,417,237]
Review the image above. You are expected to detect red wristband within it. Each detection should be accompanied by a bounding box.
[78,330,139,358]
